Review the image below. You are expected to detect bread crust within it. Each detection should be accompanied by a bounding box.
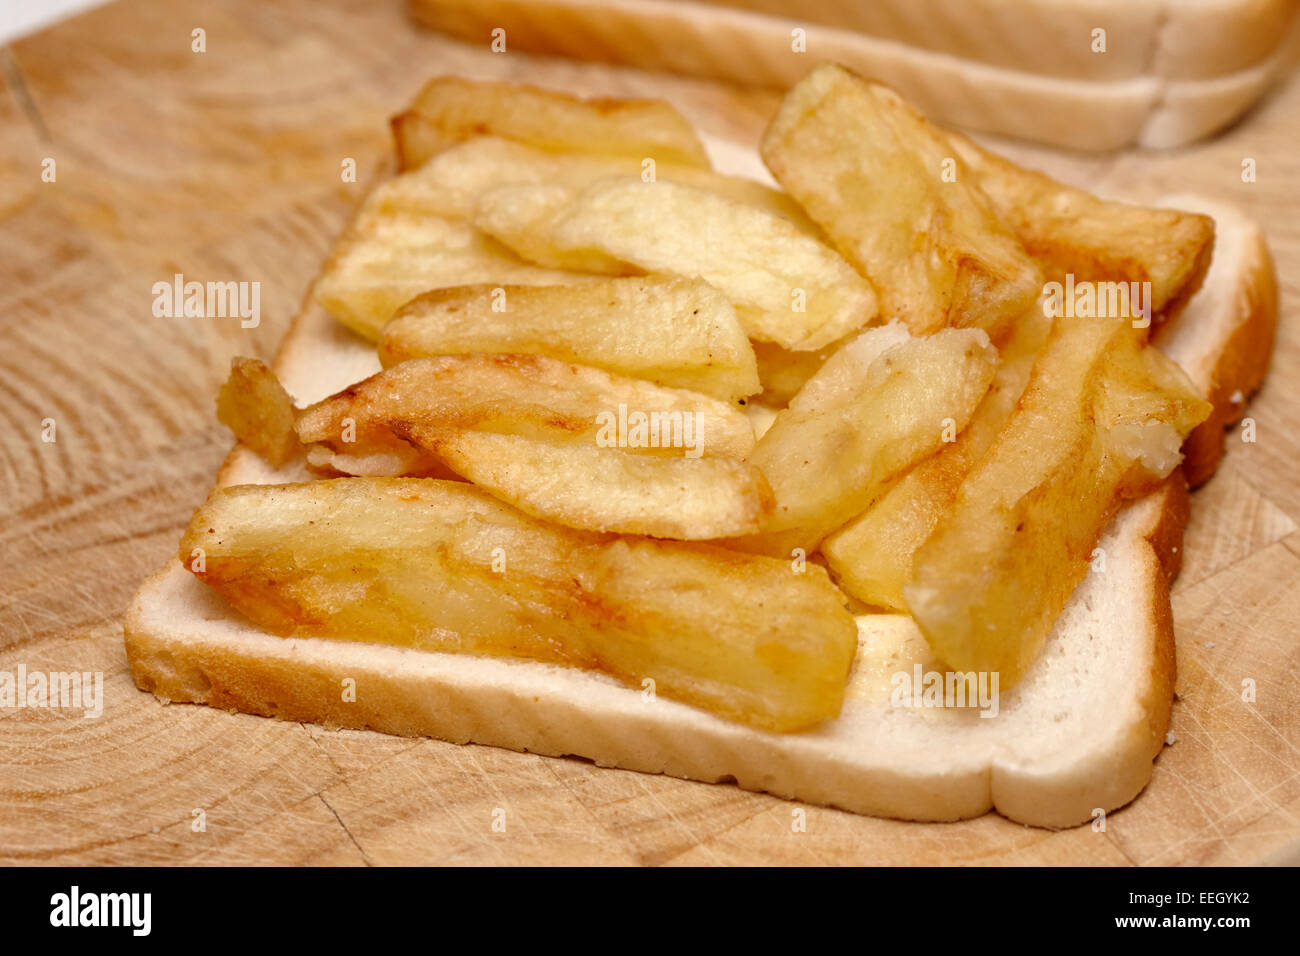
[1159,224,1279,486]
[672,0,1299,82]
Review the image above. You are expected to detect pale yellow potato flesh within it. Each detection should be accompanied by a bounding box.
[760,64,1041,340]
[822,310,1051,609]
[474,178,879,351]
[905,319,1212,688]
[785,323,913,415]
[400,426,773,539]
[216,357,301,467]
[304,443,452,479]
[314,201,585,342]
[391,75,710,170]
[294,353,757,462]
[181,478,858,732]
[383,136,816,230]
[731,326,999,557]
[380,277,760,402]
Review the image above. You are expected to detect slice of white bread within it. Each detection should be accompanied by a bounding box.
[408,0,1300,150]
[124,154,1278,829]
[693,0,1300,81]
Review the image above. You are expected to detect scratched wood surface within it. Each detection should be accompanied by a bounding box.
[0,0,1297,866]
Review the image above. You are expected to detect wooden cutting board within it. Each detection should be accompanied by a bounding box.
[1,0,1297,866]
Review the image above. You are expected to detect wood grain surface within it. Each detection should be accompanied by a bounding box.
[1,0,1297,866]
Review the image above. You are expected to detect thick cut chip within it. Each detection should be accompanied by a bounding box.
[315,199,584,341]
[391,75,710,170]
[398,426,773,539]
[823,310,1051,609]
[382,136,816,229]
[295,354,756,462]
[760,64,1040,339]
[474,178,878,351]
[732,325,998,556]
[181,478,857,732]
[945,129,1214,326]
[380,278,760,402]
[904,318,1212,688]
[216,357,300,466]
